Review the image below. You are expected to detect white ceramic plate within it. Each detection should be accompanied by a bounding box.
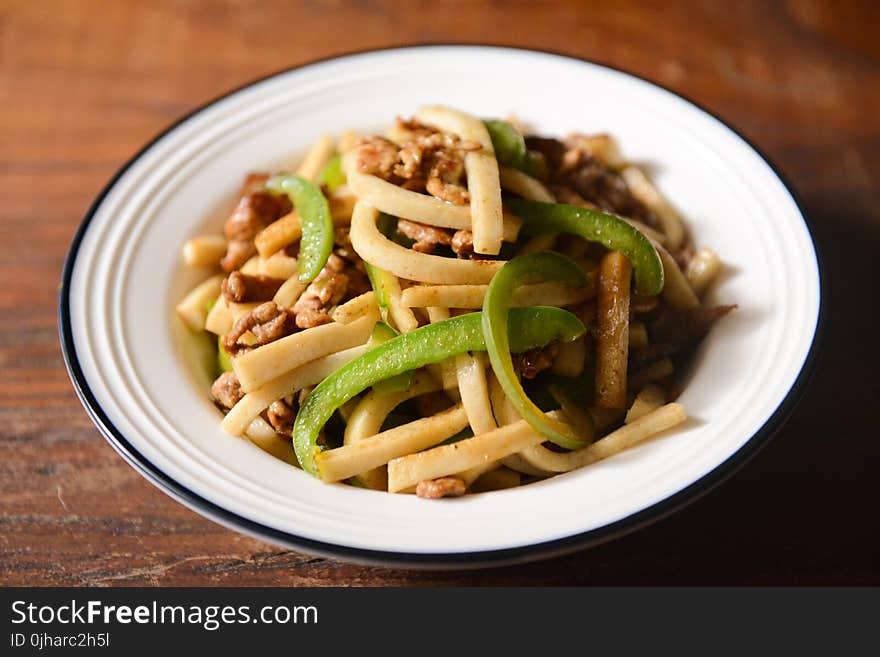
[60,46,822,567]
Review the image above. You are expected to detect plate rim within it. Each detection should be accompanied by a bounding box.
[58,44,826,569]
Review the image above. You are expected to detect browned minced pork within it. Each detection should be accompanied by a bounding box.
[353,135,400,180]
[416,477,467,499]
[549,185,600,209]
[629,305,737,369]
[211,371,244,409]
[221,271,285,303]
[392,116,440,142]
[524,136,568,176]
[513,342,560,380]
[220,176,292,272]
[222,301,296,356]
[649,305,737,345]
[267,399,296,437]
[395,220,478,260]
[424,151,470,205]
[333,227,358,261]
[397,219,453,253]
[238,173,271,196]
[353,119,479,205]
[333,229,371,291]
[292,254,351,329]
[525,135,659,228]
[450,229,477,259]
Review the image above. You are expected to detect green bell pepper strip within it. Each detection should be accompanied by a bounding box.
[364,262,392,323]
[367,321,398,346]
[316,154,346,193]
[217,335,234,375]
[507,198,665,296]
[293,307,586,476]
[482,252,590,450]
[367,322,413,394]
[265,174,334,283]
[364,217,412,324]
[206,299,235,376]
[376,212,414,248]
[483,119,534,174]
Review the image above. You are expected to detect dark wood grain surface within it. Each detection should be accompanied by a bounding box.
[1,0,878,586]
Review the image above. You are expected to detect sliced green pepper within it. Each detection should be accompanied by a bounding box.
[507,199,665,296]
[293,307,586,476]
[367,321,398,346]
[375,212,415,248]
[364,260,391,322]
[367,322,413,394]
[217,335,234,375]
[483,252,589,450]
[316,154,346,193]
[265,174,334,283]
[483,119,534,174]
[364,218,413,326]
[364,262,393,324]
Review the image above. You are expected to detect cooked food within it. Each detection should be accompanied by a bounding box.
[176,105,734,498]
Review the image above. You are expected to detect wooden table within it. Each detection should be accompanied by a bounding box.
[2,0,877,586]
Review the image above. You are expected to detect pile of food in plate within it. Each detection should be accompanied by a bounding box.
[175,105,733,498]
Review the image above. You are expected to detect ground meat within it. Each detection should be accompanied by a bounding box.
[450,230,476,259]
[630,304,737,369]
[648,305,736,345]
[391,117,438,142]
[549,185,595,208]
[211,371,244,409]
[220,187,291,272]
[267,399,296,437]
[354,136,401,180]
[333,227,358,261]
[569,163,642,217]
[222,301,295,356]
[424,149,470,205]
[563,158,653,222]
[292,253,350,329]
[332,230,372,297]
[524,136,568,175]
[221,271,285,303]
[426,175,470,205]
[416,477,467,499]
[397,219,453,253]
[628,343,680,371]
[238,173,270,196]
[342,263,371,298]
[353,119,478,205]
[513,342,560,380]
[525,149,550,181]
[398,121,480,159]
[527,136,658,227]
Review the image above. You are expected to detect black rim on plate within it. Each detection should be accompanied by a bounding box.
[58,45,826,569]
